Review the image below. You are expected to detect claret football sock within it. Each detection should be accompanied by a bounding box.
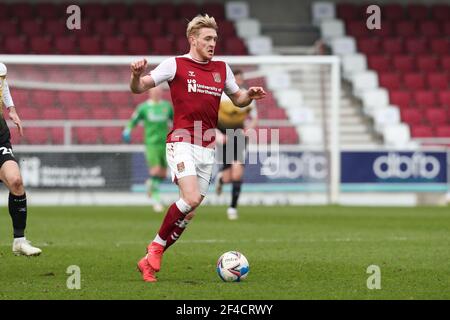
[9,193,27,238]
[164,218,190,251]
[156,198,192,240]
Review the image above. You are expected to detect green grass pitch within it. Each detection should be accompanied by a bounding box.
[0,205,449,299]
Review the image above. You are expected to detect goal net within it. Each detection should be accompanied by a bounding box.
[0,55,340,205]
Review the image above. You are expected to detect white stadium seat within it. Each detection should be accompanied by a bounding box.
[361,88,389,116]
[320,19,344,44]
[331,36,356,56]
[351,71,378,98]
[235,18,261,39]
[342,54,367,81]
[275,89,303,108]
[265,72,292,91]
[246,36,273,55]
[287,108,316,125]
[383,124,411,148]
[373,106,400,133]
[311,2,336,26]
[225,1,250,21]
[297,125,324,146]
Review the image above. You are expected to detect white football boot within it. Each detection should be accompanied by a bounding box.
[227,207,238,220]
[12,237,42,256]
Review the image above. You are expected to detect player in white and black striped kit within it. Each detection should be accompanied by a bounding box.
[0,62,41,256]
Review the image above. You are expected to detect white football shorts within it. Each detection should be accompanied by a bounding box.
[166,142,215,196]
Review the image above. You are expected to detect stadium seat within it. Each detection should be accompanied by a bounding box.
[175,37,189,55]
[297,125,323,146]
[0,20,18,36]
[225,37,247,55]
[66,107,91,120]
[106,92,131,107]
[379,72,401,90]
[441,56,450,70]
[30,36,53,54]
[382,4,405,20]
[151,37,175,55]
[390,90,412,109]
[406,4,429,20]
[106,3,129,19]
[81,92,105,107]
[235,18,261,39]
[382,37,404,54]
[177,3,199,20]
[431,4,450,21]
[438,91,450,107]
[330,36,356,56]
[393,55,415,72]
[42,107,66,120]
[11,89,29,107]
[204,3,225,20]
[44,19,68,37]
[403,73,425,90]
[92,108,116,119]
[431,38,449,55]
[116,107,135,120]
[118,20,139,37]
[357,38,381,55]
[141,20,163,37]
[401,108,422,125]
[10,3,33,19]
[417,55,439,72]
[367,55,392,72]
[49,127,65,144]
[0,3,9,19]
[127,36,150,55]
[79,37,101,55]
[101,127,123,144]
[130,126,144,144]
[419,21,441,37]
[394,21,417,37]
[411,125,434,138]
[20,108,41,120]
[93,20,117,37]
[4,36,27,54]
[361,88,390,115]
[25,128,49,144]
[103,37,127,55]
[425,108,447,125]
[83,3,106,19]
[337,4,359,21]
[371,20,394,37]
[35,3,60,19]
[373,107,401,133]
[57,91,82,108]
[217,20,236,37]
[414,90,437,108]
[405,38,427,55]
[435,125,450,137]
[20,20,44,37]
[383,124,411,148]
[246,36,273,55]
[30,90,57,108]
[342,54,367,81]
[427,73,449,90]
[351,71,378,98]
[154,3,176,20]
[130,3,154,20]
[73,127,100,144]
[320,19,345,44]
[166,20,187,36]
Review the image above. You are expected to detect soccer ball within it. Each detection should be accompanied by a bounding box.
[216,251,249,282]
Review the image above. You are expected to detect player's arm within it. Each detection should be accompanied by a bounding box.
[130,59,156,93]
[228,87,266,108]
[2,80,24,137]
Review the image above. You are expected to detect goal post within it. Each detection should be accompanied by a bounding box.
[0,54,341,204]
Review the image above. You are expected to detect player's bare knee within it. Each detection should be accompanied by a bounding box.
[184,194,202,209]
[9,175,24,194]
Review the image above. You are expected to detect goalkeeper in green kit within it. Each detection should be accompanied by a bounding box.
[123,86,173,212]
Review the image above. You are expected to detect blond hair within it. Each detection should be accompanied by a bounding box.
[186,14,218,39]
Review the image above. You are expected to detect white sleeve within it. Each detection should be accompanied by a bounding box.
[1,80,14,108]
[149,57,176,86]
[224,63,239,95]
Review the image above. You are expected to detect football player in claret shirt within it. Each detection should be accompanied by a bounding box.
[130,14,266,282]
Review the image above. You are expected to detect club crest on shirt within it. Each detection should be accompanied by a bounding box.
[212,72,221,83]
[177,162,185,173]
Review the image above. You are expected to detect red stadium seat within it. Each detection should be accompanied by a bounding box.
[345,20,368,38]
[130,126,144,144]
[431,4,450,21]
[55,36,77,54]
[337,3,359,20]
[103,37,127,55]
[444,21,450,36]
[403,73,426,90]
[130,3,154,20]
[382,4,405,20]
[406,4,429,20]
[405,38,427,55]
[0,20,18,36]
[79,36,101,55]
[20,20,43,37]
[411,125,434,137]
[395,21,416,37]
[0,3,9,19]
[175,37,189,55]
[438,91,450,107]
[58,91,82,108]
[11,89,29,107]
[25,128,49,144]
[106,92,131,107]
[20,108,41,120]
[92,108,115,119]
[367,55,392,72]
[217,20,236,37]
[425,108,447,125]
[118,20,139,37]
[431,39,449,55]
[177,3,199,20]
[357,38,380,55]
[382,37,404,54]
[419,21,441,37]
[82,92,105,107]
[151,37,175,55]
[435,125,450,137]
[154,3,176,20]
[73,127,100,144]
[141,20,163,37]
[116,107,135,120]
[225,37,247,55]
[390,90,412,109]
[393,55,415,72]
[414,90,437,108]
[128,36,150,55]
[83,3,106,19]
[427,73,449,90]
[441,56,450,70]
[101,127,123,144]
[202,3,225,20]
[93,20,117,37]
[166,20,187,36]
[42,107,66,120]
[30,36,53,54]
[379,72,401,90]
[10,3,33,19]
[106,3,129,19]
[44,19,69,37]
[370,20,393,37]
[49,127,65,144]
[30,90,57,108]
[67,107,91,119]
[417,55,439,72]
[35,3,61,19]
[401,109,422,125]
